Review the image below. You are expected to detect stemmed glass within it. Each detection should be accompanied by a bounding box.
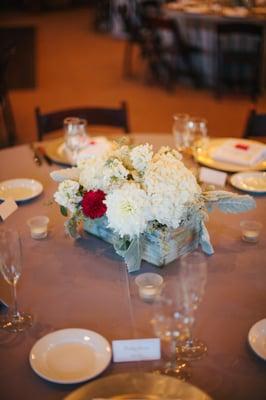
[0,229,33,332]
[64,117,89,163]
[175,251,208,360]
[151,294,190,380]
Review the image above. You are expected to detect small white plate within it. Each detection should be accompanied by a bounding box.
[248,319,266,360]
[29,328,112,384]
[230,172,266,194]
[0,178,43,202]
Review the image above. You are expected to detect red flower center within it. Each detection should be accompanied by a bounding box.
[81,190,107,219]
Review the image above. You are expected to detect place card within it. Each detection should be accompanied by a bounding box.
[199,167,227,187]
[0,198,18,221]
[112,338,161,362]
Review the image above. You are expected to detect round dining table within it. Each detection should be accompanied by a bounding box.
[0,134,265,400]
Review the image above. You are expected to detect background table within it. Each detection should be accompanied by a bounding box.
[0,134,266,400]
[163,6,266,89]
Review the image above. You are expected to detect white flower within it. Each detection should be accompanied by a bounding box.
[130,144,153,172]
[54,179,82,213]
[104,183,150,239]
[112,145,133,170]
[78,156,106,191]
[103,158,129,188]
[144,149,201,228]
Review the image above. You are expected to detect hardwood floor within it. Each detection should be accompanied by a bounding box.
[2,7,266,144]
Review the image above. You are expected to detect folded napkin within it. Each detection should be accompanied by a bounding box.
[211,139,266,166]
[76,137,111,163]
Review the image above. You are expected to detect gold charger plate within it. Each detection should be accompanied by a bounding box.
[43,138,72,166]
[43,135,133,166]
[195,138,266,173]
[64,372,212,400]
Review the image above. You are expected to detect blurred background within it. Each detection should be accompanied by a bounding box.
[0,0,266,146]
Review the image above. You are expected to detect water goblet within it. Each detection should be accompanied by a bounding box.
[64,117,89,162]
[175,251,208,360]
[0,229,33,332]
[151,294,190,380]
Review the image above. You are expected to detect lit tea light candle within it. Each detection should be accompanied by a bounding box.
[242,229,259,243]
[27,216,49,240]
[240,220,262,244]
[135,273,164,303]
[139,284,160,302]
[30,225,48,239]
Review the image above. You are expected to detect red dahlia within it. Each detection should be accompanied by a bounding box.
[81,190,107,219]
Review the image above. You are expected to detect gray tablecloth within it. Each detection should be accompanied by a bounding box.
[0,135,265,400]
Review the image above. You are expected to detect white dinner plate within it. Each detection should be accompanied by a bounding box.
[29,328,112,384]
[0,178,43,202]
[194,138,266,172]
[248,319,266,361]
[230,171,266,194]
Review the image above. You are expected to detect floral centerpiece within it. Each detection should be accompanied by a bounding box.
[51,140,255,272]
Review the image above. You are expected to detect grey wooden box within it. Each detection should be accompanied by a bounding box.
[84,218,199,267]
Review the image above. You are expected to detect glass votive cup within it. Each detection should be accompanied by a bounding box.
[135,273,164,303]
[240,220,262,243]
[27,216,50,240]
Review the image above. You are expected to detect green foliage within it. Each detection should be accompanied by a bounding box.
[64,216,80,239]
[60,206,68,217]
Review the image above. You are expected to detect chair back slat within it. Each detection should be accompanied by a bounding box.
[35,101,130,141]
[243,109,266,138]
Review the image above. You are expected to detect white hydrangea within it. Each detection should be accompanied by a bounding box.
[112,145,133,170]
[54,179,82,213]
[104,183,150,239]
[130,144,153,172]
[103,158,129,188]
[144,149,201,228]
[78,156,106,191]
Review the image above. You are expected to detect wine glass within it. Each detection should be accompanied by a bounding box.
[0,229,33,332]
[64,117,89,162]
[172,113,192,154]
[175,251,208,360]
[151,294,190,380]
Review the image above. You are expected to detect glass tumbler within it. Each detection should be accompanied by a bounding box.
[172,113,191,153]
[188,117,209,157]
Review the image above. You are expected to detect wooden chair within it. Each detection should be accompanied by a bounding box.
[142,16,203,90]
[35,101,130,141]
[243,108,266,138]
[215,22,263,101]
[0,44,17,148]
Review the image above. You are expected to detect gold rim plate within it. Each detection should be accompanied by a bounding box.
[195,138,266,172]
[64,372,212,400]
[43,138,72,166]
